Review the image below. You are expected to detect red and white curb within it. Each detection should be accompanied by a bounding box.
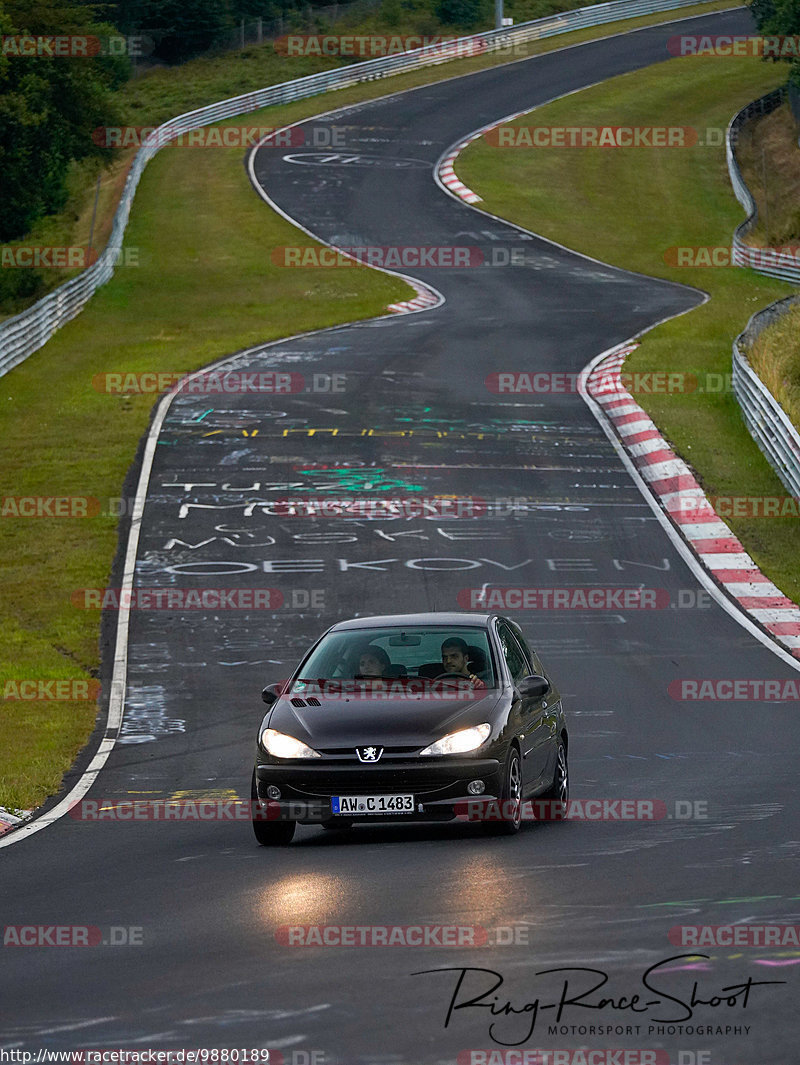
[438,134,483,205]
[0,807,31,835]
[387,283,442,314]
[585,343,800,659]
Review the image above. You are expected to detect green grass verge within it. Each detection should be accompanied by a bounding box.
[457,54,800,605]
[747,300,800,432]
[0,0,743,812]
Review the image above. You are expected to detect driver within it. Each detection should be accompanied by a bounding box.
[440,637,486,690]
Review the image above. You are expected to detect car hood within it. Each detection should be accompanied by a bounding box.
[266,688,504,749]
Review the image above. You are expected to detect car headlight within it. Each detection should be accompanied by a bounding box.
[260,728,321,759]
[419,722,492,757]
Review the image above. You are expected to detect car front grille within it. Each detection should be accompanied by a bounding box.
[317,745,421,760]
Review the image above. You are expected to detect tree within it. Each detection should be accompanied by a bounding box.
[750,0,800,35]
[0,0,129,242]
[748,0,800,85]
[435,0,491,28]
[112,0,235,62]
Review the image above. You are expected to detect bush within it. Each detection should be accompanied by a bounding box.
[435,0,491,29]
[0,2,128,242]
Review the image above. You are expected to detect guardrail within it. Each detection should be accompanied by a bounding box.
[0,0,721,379]
[733,297,800,498]
[726,89,800,497]
[789,82,800,128]
[726,86,800,282]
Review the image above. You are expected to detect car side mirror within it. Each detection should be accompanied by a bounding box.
[261,682,284,706]
[517,674,550,699]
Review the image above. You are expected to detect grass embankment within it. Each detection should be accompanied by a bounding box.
[736,101,800,248]
[735,101,800,432]
[0,0,740,812]
[746,300,800,432]
[457,55,800,598]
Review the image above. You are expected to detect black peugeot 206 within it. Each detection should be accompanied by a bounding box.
[251,612,569,844]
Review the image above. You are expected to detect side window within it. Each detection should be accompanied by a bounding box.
[497,623,526,683]
[511,626,536,674]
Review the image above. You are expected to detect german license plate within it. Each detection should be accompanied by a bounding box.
[331,794,414,814]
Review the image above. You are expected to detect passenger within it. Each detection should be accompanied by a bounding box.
[356,645,391,679]
[440,637,487,690]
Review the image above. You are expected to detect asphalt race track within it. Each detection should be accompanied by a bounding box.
[2,8,799,1065]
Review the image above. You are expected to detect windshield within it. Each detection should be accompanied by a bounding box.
[292,626,498,690]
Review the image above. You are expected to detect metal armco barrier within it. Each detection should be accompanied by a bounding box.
[726,90,800,497]
[788,81,800,129]
[0,0,721,379]
[726,86,800,282]
[733,297,800,499]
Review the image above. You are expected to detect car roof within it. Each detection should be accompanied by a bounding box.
[329,612,494,631]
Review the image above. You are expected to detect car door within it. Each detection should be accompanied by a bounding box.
[512,624,563,788]
[495,620,551,791]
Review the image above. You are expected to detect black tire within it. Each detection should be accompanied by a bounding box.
[539,738,569,821]
[487,745,523,835]
[251,771,296,846]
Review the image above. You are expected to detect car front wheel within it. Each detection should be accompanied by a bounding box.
[540,739,569,820]
[488,745,523,836]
